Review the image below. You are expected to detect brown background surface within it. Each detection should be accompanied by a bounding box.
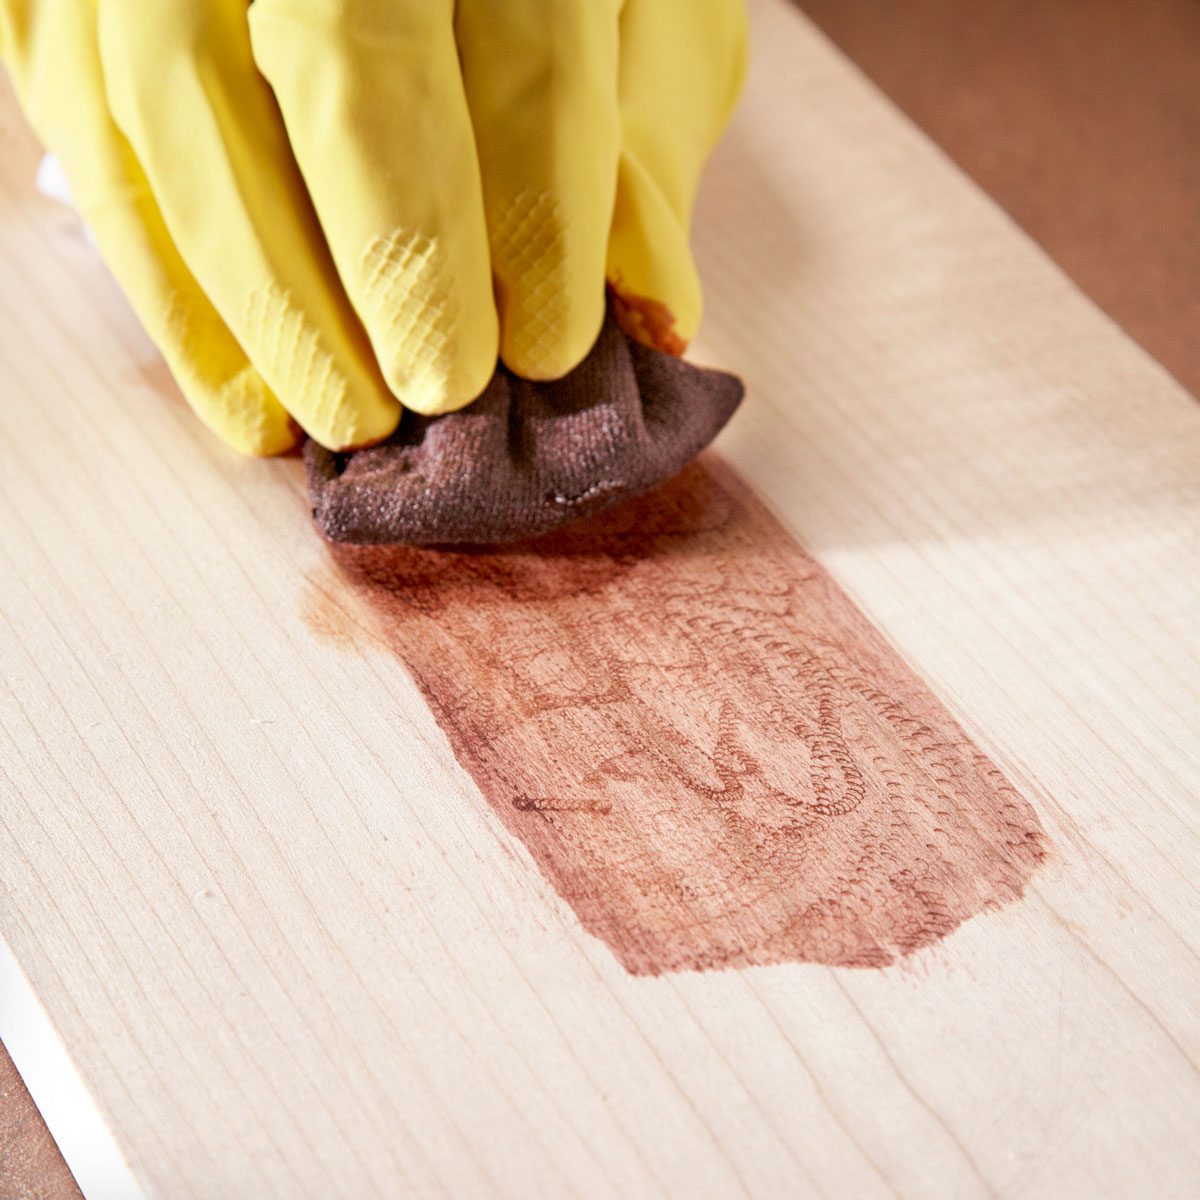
[801,0,1200,400]
[0,1051,81,1200]
[2,0,1197,1193]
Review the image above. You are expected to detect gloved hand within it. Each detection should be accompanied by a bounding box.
[0,0,746,455]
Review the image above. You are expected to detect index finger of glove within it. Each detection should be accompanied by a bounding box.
[249,0,499,416]
[455,0,622,382]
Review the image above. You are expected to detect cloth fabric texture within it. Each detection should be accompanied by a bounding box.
[305,311,743,546]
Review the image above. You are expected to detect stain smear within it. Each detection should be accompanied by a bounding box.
[307,457,1047,974]
[607,279,689,357]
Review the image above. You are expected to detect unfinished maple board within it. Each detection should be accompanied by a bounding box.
[1,1,1198,1198]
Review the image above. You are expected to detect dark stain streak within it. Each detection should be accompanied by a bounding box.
[513,796,614,816]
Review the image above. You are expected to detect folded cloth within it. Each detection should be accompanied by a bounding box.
[304,310,743,545]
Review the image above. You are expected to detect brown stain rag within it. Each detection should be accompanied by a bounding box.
[305,310,743,545]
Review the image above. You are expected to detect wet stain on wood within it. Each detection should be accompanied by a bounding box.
[304,457,1047,974]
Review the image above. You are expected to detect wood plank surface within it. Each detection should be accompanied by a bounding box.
[2,1,1198,1196]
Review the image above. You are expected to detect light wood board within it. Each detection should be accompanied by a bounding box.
[1,1,1198,1196]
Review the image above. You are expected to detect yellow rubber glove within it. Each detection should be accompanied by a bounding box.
[1,0,745,455]
[0,0,304,453]
[250,0,748,373]
[3,0,408,453]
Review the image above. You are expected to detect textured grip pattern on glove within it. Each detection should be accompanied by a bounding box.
[357,227,467,415]
[489,189,577,380]
[240,283,353,441]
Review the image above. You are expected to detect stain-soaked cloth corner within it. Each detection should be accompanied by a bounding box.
[304,311,743,545]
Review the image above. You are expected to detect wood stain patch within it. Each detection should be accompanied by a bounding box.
[306,457,1047,974]
[607,279,689,357]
